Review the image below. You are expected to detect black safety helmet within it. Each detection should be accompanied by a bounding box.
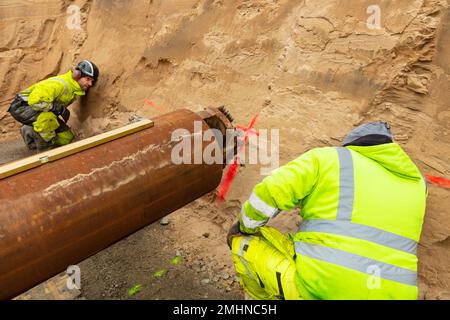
[76,60,99,81]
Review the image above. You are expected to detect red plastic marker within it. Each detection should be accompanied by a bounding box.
[217,113,259,202]
[426,174,450,189]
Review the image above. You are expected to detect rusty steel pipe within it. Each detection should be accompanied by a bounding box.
[0,108,234,299]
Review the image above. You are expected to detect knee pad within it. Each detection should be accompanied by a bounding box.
[32,112,59,142]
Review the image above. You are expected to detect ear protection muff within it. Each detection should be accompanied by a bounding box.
[72,68,82,81]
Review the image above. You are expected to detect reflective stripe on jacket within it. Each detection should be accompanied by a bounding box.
[19,70,85,110]
[239,143,426,299]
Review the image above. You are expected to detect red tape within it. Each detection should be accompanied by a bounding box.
[144,99,166,113]
[426,174,450,189]
[217,113,259,201]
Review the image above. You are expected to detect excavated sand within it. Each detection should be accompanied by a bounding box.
[1,0,449,299]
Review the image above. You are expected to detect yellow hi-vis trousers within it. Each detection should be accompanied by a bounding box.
[230,226,303,300]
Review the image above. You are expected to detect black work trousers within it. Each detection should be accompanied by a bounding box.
[7,95,39,126]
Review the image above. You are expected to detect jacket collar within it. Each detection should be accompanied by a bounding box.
[64,70,86,96]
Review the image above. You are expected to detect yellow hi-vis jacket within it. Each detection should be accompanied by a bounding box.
[239,143,427,299]
[18,70,85,112]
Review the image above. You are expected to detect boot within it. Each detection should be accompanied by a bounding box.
[20,125,37,150]
[20,125,53,151]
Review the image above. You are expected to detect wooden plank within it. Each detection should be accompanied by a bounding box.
[0,119,154,180]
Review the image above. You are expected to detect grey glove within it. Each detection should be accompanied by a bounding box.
[227,221,245,249]
[51,102,64,115]
[60,108,70,123]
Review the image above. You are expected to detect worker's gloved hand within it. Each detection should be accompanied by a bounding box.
[60,107,70,123]
[227,221,245,250]
[51,102,64,116]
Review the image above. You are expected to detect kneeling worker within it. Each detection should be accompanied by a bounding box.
[228,122,427,300]
[8,60,99,150]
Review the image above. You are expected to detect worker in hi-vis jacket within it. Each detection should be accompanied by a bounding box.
[228,122,427,300]
[8,60,99,150]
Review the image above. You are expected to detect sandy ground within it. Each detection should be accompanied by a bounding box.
[1,0,450,299]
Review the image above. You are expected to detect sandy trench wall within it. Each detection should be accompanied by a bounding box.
[0,0,449,298]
